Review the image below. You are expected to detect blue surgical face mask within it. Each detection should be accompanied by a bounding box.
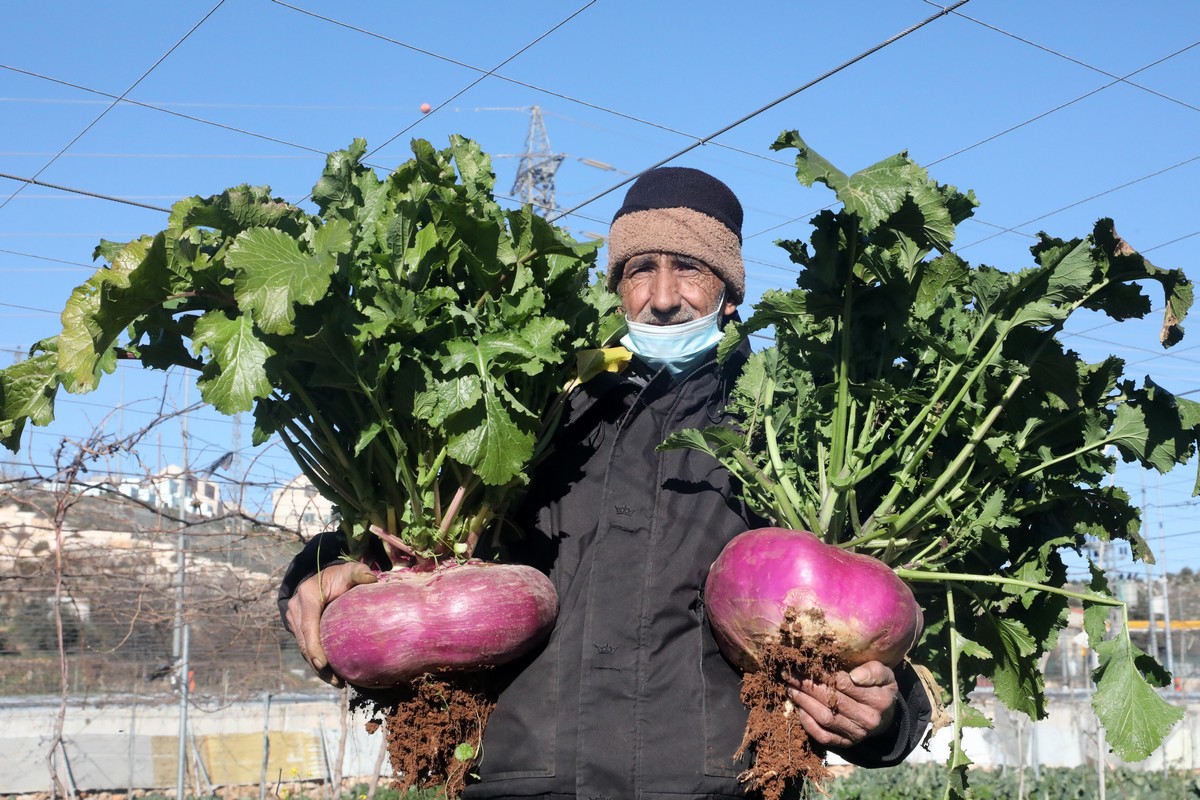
[620,293,725,376]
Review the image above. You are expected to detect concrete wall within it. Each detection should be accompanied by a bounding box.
[0,693,390,794]
[6,691,1199,793]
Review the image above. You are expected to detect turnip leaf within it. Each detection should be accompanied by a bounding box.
[1090,630,1183,762]
[415,376,483,429]
[227,222,350,335]
[447,392,535,487]
[191,312,274,415]
[0,350,59,451]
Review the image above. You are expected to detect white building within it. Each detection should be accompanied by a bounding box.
[113,464,223,518]
[271,475,335,537]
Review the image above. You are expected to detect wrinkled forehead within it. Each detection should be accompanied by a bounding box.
[620,252,713,275]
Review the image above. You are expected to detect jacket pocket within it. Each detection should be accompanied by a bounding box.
[475,642,559,781]
[697,591,750,779]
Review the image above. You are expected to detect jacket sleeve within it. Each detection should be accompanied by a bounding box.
[276,530,390,633]
[831,660,933,768]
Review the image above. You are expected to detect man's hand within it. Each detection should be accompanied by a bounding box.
[782,661,899,750]
[285,561,377,687]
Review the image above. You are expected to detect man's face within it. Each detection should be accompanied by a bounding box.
[618,252,737,325]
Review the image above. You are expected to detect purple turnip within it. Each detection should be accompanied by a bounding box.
[320,561,558,689]
[705,527,922,672]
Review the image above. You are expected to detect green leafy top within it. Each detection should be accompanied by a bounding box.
[663,131,1197,775]
[0,136,620,560]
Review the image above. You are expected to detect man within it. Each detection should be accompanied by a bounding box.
[280,166,932,798]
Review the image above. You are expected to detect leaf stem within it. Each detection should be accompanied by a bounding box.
[764,415,805,528]
[944,586,965,800]
[896,568,1123,607]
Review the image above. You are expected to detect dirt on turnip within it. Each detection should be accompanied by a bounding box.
[353,672,498,798]
[735,607,840,800]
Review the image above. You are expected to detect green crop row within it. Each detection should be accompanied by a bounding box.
[825,763,1200,799]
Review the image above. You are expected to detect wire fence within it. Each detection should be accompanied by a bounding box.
[0,481,312,703]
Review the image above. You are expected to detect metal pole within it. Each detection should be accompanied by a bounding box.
[176,622,190,800]
[191,730,214,797]
[1162,576,1176,682]
[58,740,79,800]
[259,692,273,800]
[1030,716,1040,781]
[127,703,137,799]
[171,535,185,661]
[319,717,334,800]
[1147,566,1158,659]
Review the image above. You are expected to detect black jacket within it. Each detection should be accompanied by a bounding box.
[278,348,931,799]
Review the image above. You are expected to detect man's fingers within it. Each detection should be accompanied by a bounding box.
[848,661,894,688]
[788,690,864,748]
[789,666,898,744]
[287,563,377,687]
[350,563,379,587]
[300,603,328,670]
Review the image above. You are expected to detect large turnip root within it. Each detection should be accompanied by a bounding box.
[706,527,922,671]
[320,560,558,689]
[704,527,923,800]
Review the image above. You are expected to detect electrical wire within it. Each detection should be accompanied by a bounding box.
[928,2,1200,116]
[550,0,974,223]
[0,171,171,213]
[925,38,1200,170]
[280,0,600,170]
[267,1,800,172]
[0,0,229,214]
[743,33,1200,242]
[953,152,1200,253]
[0,63,331,157]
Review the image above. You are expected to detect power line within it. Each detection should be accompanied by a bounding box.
[930,3,1200,116]
[953,152,1200,253]
[0,63,331,157]
[0,0,229,214]
[276,0,600,171]
[925,38,1200,170]
[0,171,171,213]
[741,31,1200,243]
[0,151,319,160]
[0,300,58,315]
[550,0,975,223]
[269,2,801,173]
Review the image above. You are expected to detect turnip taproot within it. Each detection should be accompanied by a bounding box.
[705,527,922,673]
[320,561,557,689]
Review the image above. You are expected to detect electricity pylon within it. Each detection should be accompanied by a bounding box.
[511,105,565,215]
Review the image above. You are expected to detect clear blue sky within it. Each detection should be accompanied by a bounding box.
[2,1,1198,574]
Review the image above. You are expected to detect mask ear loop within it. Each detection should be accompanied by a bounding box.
[707,287,727,322]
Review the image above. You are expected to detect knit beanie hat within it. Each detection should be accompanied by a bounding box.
[606,166,745,303]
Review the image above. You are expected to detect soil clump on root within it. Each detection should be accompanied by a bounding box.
[353,673,497,798]
[735,608,842,800]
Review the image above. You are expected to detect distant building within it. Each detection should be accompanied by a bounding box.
[113,465,223,518]
[271,475,335,537]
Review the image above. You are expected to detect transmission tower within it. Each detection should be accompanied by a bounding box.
[511,106,566,215]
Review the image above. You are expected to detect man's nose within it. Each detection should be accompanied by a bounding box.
[649,270,682,313]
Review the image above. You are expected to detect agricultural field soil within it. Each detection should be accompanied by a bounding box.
[735,609,841,800]
[354,673,497,797]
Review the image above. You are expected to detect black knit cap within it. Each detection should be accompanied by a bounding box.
[606,166,745,303]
